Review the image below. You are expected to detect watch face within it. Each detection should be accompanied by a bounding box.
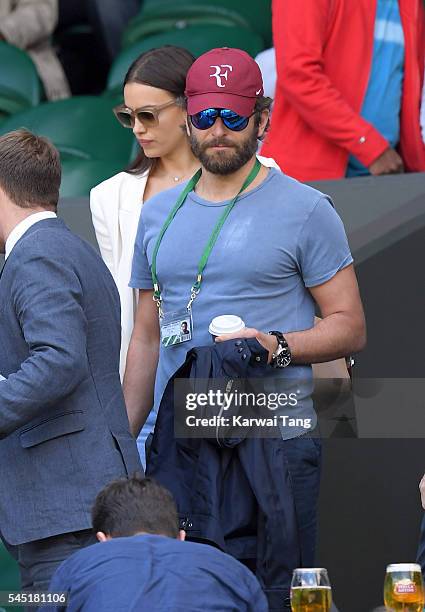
[276,350,292,368]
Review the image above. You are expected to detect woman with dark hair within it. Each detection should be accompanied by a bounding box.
[90,45,278,464]
[91,46,198,382]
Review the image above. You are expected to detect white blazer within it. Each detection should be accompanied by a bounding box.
[91,170,148,378]
[90,156,280,379]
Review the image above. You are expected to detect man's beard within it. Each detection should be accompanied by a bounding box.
[189,127,259,175]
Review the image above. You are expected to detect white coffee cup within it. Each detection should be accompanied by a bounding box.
[209,315,246,340]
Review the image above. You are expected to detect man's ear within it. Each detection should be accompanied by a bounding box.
[96,531,111,542]
[185,117,191,137]
[178,530,186,541]
[257,109,270,140]
[0,184,9,210]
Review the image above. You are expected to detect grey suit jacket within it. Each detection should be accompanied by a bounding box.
[0,218,141,545]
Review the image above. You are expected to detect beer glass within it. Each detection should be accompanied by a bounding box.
[290,568,332,612]
[383,563,424,611]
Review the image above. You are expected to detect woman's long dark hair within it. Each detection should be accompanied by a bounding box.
[124,46,195,175]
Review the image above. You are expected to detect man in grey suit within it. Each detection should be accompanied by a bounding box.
[0,129,142,592]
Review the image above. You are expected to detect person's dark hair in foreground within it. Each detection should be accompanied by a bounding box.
[41,476,268,612]
[92,474,179,539]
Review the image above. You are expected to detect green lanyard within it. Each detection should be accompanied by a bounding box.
[151,158,261,317]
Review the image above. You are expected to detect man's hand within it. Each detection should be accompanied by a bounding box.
[215,327,278,364]
[369,148,404,175]
[419,473,425,510]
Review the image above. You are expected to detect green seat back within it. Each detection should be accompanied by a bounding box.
[0,42,42,109]
[101,87,125,108]
[123,9,250,48]
[0,542,20,592]
[108,25,264,93]
[129,137,140,164]
[0,96,133,164]
[124,0,272,48]
[0,85,34,117]
[60,159,123,197]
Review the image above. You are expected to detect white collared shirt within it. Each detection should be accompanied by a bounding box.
[5,211,57,260]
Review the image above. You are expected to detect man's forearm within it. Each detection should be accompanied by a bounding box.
[285,312,366,364]
[123,338,159,437]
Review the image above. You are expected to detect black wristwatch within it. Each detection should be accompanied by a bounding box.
[268,331,292,368]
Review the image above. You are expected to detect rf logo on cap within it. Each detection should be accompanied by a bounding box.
[185,48,264,116]
[209,64,233,88]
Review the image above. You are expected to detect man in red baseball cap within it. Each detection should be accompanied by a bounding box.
[126,47,366,611]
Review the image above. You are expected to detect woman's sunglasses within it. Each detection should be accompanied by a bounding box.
[190,108,254,131]
[113,99,177,128]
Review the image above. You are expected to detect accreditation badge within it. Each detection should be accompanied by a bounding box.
[160,309,193,347]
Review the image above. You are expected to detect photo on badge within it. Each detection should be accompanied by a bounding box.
[160,310,193,347]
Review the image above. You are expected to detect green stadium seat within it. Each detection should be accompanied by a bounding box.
[0,85,35,117]
[107,25,264,94]
[0,97,133,165]
[102,86,125,108]
[129,137,140,164]
[60,159,124,197]
[0,42,42,120]
[123,0,272,48]
[140,0,172,7]
[123,10,250,47]
[0,542,20,593]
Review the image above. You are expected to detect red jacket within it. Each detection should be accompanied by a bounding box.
[261,0,425,181]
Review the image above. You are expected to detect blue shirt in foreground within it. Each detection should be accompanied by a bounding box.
[42,534,268,612]
[130,167,353,428]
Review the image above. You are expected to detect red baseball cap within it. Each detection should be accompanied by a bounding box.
[185,47,264,117]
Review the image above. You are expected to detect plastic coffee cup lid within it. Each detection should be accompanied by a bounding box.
[209,315,245,336]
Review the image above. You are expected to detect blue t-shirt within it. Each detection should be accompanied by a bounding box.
[347,0,405,176]
[130,167,352,433]
[43,534,268,612]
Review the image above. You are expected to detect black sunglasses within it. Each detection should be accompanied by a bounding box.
[113,99,177,128]
[190,108,254,131]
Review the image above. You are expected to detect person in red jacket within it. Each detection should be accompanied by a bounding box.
[261,0,425,181]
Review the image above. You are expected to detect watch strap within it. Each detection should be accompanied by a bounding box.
[268,331,292,368]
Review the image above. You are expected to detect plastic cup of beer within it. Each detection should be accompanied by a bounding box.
[383,563,424,611]
[208,315,245,341]
[290,568,332,612]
